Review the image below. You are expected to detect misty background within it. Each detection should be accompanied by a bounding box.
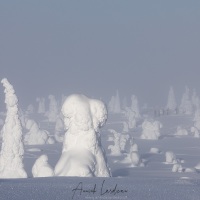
[1,0,200,110]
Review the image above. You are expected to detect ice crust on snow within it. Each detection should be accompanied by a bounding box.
[0,78,27,178]
[54,94,111,177]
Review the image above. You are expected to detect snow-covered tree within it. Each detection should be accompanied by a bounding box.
[23,118,55,145]
[165,151,177,164]
[54,94,111,177]
[108,129,121,156]
[122,121,129,133]
[54,114,65,142]
[166,86,177,113]
[175,126,188,136]
[36,97,45,114]
[179,86,193,115]
[0,78,27,178]
[46,95,58,122]
[124,107,137,129]
[141,119,162,140]
[130,95,140,119]
[108,90,121,113]
[113,90,121,113]
[32,155,54,177]
[26,104,34,115]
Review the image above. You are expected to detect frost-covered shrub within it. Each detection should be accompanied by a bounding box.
[23,118,54,145]
[0,78,27,178]
[175,126,188,136]
[32,155,54,177]
[122,121,129,133]
[108,130,129,155]
[141,120,162,140]
[54,114,65,142]
[54,94,111,177]
[165,151,177,164]
[130,152,141,167]
[191,126,200,138]
[108,129,121,156]
[46,95,58,122]
[26,104,34,115]
[124,107,137,129]
[179,86,193,115]
[130,95,140,119]
[108,90,121,113]
[172,163,183,173]
[36,97,45,114]
[120,134,129,152]
[166,86,177,113]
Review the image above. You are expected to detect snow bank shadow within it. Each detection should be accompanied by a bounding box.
[112,168,130,177]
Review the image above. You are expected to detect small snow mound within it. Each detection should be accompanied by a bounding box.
[32,155,54,177]
[150,148,160,154]
[27,148,41,152]
[175,126,188,136]
[185,168,196,173]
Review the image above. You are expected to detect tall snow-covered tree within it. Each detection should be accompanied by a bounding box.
[108,90,121,113]
[179,86,193,115]
[113,90,121,113]
[0,78,27,178]
[46,95,58,122]
[166,86,177,112]
[131,95,140,118]
[36,97,45,114]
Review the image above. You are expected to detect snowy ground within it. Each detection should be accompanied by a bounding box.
[1,112,200,199]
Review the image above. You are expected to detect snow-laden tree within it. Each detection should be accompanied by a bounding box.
[46,95,59,122]
[122,96,128,110]
[23,117,55,145]
[108,90,121,113]
[124,107,137,129]
[113,90,121,113]
[0,78,27,178]
[166,86,177,113]
[108,129,121,156]
[141,119,162,140]
[32,155,54,177]
[175,126,188,136]
[122,121,129,133]
[130,95,140,119]
[165,151,177,164]
[36,97,45,114]
[54,113,65,142]
[179,86,193,115]
[26,104,34,115]
[54,94,111,177]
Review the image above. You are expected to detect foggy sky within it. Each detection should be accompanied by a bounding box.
[1,1,200,110]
